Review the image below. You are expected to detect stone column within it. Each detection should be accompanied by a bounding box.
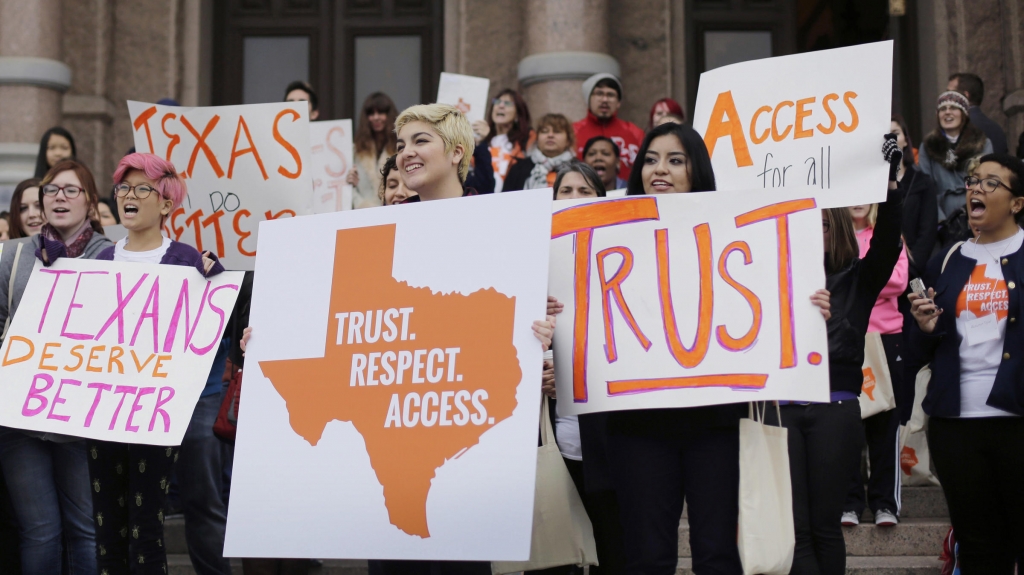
[517,0,619,122]
[0,0,71,193]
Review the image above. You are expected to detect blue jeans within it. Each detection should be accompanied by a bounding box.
[178,393,231,575]
[0,429,96,575]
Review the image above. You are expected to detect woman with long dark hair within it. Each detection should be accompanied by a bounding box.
[33,127,77,179]
[609,122,832,573]
[8,178,45,239]
[346,92,399,208]
[472,89,534,192]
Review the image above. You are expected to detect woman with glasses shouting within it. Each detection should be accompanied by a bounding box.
[0,159,113,575]
[86,153,220,575]
[909,154,1024,571]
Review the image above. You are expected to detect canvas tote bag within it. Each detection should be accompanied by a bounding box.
[491,398,598,574]
[738,402,795,575]
[899,242,963,486]
[899,365,940,486]
[859,331,896,418]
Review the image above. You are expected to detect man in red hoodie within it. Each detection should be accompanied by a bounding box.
[573,73,645,181]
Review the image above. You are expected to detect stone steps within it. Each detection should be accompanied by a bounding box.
[167,556,945,575]
[164,486,951,573]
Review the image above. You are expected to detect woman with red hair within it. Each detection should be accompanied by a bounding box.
[648,98,685,131]
[87,152,223,574]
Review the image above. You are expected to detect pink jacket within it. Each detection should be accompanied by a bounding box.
[856,227,908,334]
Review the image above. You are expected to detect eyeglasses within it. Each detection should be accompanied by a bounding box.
[492,99,514,108]
[822,221,832,233]
[41,184,84,198]
[964,176,1012,194]
[591,89,619,101]
[113,183,159,199]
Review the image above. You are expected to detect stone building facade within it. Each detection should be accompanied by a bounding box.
[0,0,1022,198]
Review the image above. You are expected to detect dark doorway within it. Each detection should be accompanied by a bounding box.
[213,0,443,120]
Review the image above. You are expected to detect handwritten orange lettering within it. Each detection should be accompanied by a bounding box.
[232,209,256,257]
[735,198,818,368]
[227,116,269,180]
[181,115,225,178]
[656,225,714,368]
[132,106,158,154]
[702,91,753,167]
[749,106,772,145]
[596,247,652,363]
[161,113,181,161]
[771,101,794,142]
[817,93,839,134]
[2,336,34,366]
[839,91,859,133]
[202,210,226,257]
[716,241,762,351]
[794,97,815,139]
[273,109,303,179]
[39,342,60,371]
[551,198,661,401]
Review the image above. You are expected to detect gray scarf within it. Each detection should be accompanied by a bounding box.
[524,146,575,190]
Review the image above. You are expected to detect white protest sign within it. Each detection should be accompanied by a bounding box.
[436,73,490,124]
[548,188,830,415]
[128,101,313,270]
[692,41,892,208]
[225,190,552,560]
[310,119,354,212]
[0,259,243,445]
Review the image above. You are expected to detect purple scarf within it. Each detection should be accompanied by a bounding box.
[40,220,94,259]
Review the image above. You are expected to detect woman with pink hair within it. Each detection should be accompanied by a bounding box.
[87,152,222,574]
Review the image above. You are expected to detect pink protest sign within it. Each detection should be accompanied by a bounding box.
[0,259,243,445]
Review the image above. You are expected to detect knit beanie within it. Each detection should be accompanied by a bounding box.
[582,73,623,102]
[936,91,969,113]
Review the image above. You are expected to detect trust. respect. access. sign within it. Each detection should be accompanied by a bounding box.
[128,101,314,270]
[0,259,243,445]
[692,41,893,208]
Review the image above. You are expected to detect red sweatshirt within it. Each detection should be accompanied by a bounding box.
[573,111,645,181]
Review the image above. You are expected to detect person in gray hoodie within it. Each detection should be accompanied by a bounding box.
[0,159,112,575]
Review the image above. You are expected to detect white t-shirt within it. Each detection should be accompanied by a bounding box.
[114,237,171,264]
[488,134,515,193]
[555,404,582,461]
[955,229,1023,418]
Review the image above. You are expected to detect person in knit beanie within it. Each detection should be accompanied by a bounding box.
[920,90,994,220]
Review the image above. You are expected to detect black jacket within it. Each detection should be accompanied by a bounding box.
[913,240,1024,416]
[970,106,1008,155]
[825,187,904,395]
[464,142,495,194]
[899,167,938,278]
[502,157,535,192]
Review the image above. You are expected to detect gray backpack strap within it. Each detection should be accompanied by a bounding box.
[2,242,25,341]
[941,241,965,273]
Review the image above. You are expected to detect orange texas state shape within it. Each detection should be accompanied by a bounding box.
[259,224,522,538]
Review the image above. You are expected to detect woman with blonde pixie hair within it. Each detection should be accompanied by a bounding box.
[392,103,476,201]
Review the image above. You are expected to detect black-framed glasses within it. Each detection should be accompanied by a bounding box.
[113,183,158,199]
[491,98,514,108]
[965,176,1012,194]
[41,184,84,198]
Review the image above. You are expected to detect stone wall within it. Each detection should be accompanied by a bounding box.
[920,0,1024,153]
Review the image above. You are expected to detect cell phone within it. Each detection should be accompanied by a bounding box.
[910,278,927,299]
